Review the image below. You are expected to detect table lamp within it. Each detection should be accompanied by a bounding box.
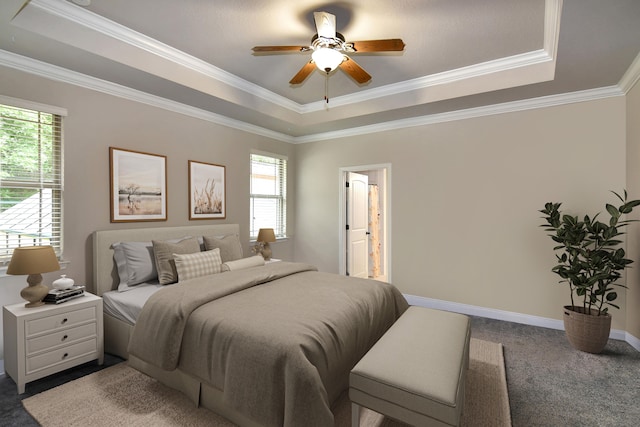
[6,246,60,308]
[256,228,276,260]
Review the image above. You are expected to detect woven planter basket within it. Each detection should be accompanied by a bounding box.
[563,305,612,354]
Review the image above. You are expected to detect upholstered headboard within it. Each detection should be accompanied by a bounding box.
[92,224,240,296]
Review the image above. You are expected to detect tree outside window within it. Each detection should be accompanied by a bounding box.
[0,103,62,261]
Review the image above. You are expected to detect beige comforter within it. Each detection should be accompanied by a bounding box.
[129,262,408,427]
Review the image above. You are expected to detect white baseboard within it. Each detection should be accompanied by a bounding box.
[404,294,640,352]
[625,332,640,351]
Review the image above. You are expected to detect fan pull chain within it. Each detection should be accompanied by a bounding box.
[324,72,330,104]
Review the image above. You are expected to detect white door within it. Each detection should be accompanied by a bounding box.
[347,172,369,277]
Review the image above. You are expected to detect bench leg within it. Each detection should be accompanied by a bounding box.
[351,402,361,427]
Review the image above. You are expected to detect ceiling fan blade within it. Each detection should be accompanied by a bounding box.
[314,11,336,39]
[339,56,371,84]
[252,45,308,53]
[289,60,316,84]
[350,39,405,52]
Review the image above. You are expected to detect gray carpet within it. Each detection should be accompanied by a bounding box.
[2,316,639,426]
[471,317,640,427]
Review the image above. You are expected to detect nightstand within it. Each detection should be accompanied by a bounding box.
[2,292,104,394]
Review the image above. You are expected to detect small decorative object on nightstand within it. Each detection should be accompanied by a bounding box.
[256,228,276,260]
[52,274,75,290]
[6,246,60,308]
[2,292,104,394]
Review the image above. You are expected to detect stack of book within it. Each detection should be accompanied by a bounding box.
[44,285,85,304]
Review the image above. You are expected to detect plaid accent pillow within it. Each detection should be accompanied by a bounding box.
[173,248,222,282]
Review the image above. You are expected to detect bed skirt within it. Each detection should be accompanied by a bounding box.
[128,355,263,427]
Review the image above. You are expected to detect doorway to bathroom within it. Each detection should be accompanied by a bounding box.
[339,164,391,282]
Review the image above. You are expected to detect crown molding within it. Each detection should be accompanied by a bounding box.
[293,86,624,144]
[619,51,640,94]
[22,0,303,113]
[543,0,563,61]
[301,49,553,112]
[0,49,295,143]
[0,49,626,145]
[301,0,562,113]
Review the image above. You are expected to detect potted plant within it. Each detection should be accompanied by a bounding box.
[539,191,640,353]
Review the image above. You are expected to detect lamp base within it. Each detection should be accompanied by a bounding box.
[261,243,272,261]
[20,273,49,308]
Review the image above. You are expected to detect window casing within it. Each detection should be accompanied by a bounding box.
[0,102,63,263]
[250,153,286,239]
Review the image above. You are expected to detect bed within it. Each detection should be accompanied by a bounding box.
[93,224,408,427]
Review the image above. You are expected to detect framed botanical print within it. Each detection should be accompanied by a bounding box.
[189,160,226,220]
[109,147,167,222]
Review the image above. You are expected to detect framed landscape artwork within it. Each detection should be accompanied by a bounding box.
[189,160,226,220]
[110,147,167,222]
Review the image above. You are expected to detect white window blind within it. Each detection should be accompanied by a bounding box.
[250,153,286,239]
[0,103,63,262]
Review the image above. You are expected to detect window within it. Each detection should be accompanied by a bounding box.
[0,101,63,262]
[250,152,287,239]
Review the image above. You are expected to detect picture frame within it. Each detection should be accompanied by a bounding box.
[109,147,167,222]
[189,160,226,220]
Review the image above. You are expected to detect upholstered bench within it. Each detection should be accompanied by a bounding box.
[350,306,471,426]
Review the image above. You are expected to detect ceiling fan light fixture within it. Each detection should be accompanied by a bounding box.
[312,48,344,73]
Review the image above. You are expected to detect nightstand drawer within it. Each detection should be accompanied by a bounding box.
[26,338,97,374]
[26,323,97,355]
[25,306,96,337]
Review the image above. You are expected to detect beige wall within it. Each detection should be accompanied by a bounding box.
[626,78,640,340]
[1,64,638,361]
[0,66,295,300]
[294,98,630,329]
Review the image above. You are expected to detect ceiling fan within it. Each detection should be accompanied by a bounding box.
[252,11,405,85]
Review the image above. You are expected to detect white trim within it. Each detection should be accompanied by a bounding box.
[625,332,640,352]
[0,50,295,144]
[294,86,624,143]
[25,0,301,113]
[301,49,553,112]
[23,0,563,117]
[250,149,288,161]
[0,94,67,116]
[0,49,627,146]
[543,0,563,62]
[619,50,640,94]
[405,294,639,350]
[338,164,392,282]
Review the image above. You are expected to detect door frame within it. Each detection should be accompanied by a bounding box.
[338,163,392,281]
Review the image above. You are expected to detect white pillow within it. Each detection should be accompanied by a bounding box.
[222,255,265,272]
[174,248,222,282]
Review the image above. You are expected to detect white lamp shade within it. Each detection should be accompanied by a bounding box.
[312,48,344,73]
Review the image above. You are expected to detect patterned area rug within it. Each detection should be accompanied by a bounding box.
[23,338,510,426]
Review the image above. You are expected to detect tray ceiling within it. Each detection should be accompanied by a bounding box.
[0,0,639,142]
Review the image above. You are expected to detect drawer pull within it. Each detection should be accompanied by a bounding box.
[62,335,68,341]
[61,318,68,324]
[62,353,69,359]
